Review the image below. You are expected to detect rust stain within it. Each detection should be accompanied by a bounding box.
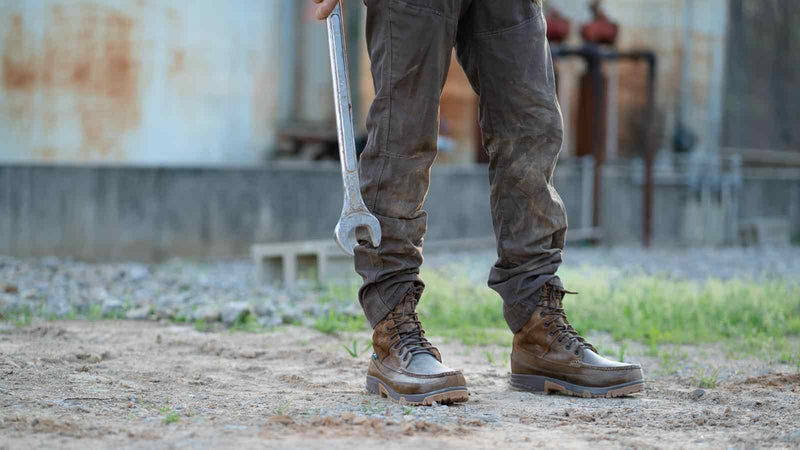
[3,15,36,91]
[2,3,144,161]
[34,147,59,161]
[169,49,185,74]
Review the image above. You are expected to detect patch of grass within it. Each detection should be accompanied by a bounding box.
[694,367,721,389]
[562,272,800,346]
[87,304,102,321]
[314,310,367,335]
[1,306,34,327]
[343,339,372,358]
[194,318,211,332]
[163,411,180,424]
[658,347,688,375]
[317,267,799,354]
[230,314,263,333]
[617,343,627,362]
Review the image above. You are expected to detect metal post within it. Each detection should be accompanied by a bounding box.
[643,56,657,247]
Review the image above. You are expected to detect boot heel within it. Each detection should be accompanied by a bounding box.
[510,374,546,392]
[365,375,381,395]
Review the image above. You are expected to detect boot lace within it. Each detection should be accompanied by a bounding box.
[388,287,438,363]
[540,286,597,355]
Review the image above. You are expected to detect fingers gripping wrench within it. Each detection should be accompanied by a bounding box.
[327,1,381,255]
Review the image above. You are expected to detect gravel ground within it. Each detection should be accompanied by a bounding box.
[426,245,800,286]
[1,321,798,449]
[1,246,799,448]
[2,246,799,329]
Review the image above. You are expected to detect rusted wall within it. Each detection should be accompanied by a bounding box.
[0,0,286,165]
[550,0,729,158]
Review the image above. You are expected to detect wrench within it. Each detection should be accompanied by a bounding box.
[326,0,381,255]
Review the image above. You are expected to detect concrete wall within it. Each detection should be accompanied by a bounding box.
[2,162,796,261]
[0,0,286,166]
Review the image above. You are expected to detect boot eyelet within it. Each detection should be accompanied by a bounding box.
[539,312,545,317]
[544,322,550,327]
[574,350,580,356]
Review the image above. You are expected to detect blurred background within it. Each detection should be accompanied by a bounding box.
[0,0,798,261]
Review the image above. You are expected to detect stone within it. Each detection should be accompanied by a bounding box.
[44,300,73,318]
[691,389,705,400]
[257,315,283,328]
[221,302,251,325]
[126,306,151,320]
[193,305,222,322]
[126,265,149,281]
[253,302,276,317]
[101,298,125,317]
[3,284,19,294]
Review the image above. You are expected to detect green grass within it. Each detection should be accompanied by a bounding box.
[694,367,721,388]
[230,314,263,333]
[317,266,800,357]
[314,310,367,335]
[343,339,372,358]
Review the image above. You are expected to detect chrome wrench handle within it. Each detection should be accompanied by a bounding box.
[327,1,381,255]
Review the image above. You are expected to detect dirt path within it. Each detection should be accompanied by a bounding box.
[1,321,799,449]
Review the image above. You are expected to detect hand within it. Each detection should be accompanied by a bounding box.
[312,0,339,20]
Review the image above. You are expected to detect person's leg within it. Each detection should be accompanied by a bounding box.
[455,0,567,333]
[357,0,469,405]
[456,2,644,397]
[355,0,458,327]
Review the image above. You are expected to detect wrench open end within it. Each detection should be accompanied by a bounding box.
[334,211,382,256]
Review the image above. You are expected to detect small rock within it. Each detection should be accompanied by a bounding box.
[125,306,151,320]
[43,300,72,318]
[253,302,276,317]
[691,389,705,400]
[101,298,125,317]
[193,305,221,322]
[3,284,19,294]
[76,353,102,364]
[221,302,251,325]
[257,315,283,328]
[126,265,149,281]
[153,306,177,320]
[281,308,301,324]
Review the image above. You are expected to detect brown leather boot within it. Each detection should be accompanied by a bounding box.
[510,284,644,398]
[366,287,468,405]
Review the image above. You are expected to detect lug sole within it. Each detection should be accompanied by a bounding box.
[510,374,644,398]
[366,375,469,406]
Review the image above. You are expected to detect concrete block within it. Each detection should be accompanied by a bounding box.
[739,217,791,246]
[251,239,353,289]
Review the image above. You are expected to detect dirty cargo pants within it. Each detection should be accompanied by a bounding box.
[354,0,568,333]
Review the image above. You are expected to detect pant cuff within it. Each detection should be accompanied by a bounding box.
[503,276,562,333]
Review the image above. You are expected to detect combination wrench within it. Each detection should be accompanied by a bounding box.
[326,0,381,255]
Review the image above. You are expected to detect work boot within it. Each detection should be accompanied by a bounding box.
[510,284,644,398]
[366,287,469,405]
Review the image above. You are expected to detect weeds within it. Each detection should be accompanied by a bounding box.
[230,314,262,333]
[194,318,211,332]
[163,411,180,424]
[343,339,372,358]
[694,367,721,388]
[617,343,627,362]
[658,347,688,375]
[316,268,800,355]
[160,404,180,424]
[314,310,366,335]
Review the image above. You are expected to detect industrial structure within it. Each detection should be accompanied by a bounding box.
[1,0,798,259]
